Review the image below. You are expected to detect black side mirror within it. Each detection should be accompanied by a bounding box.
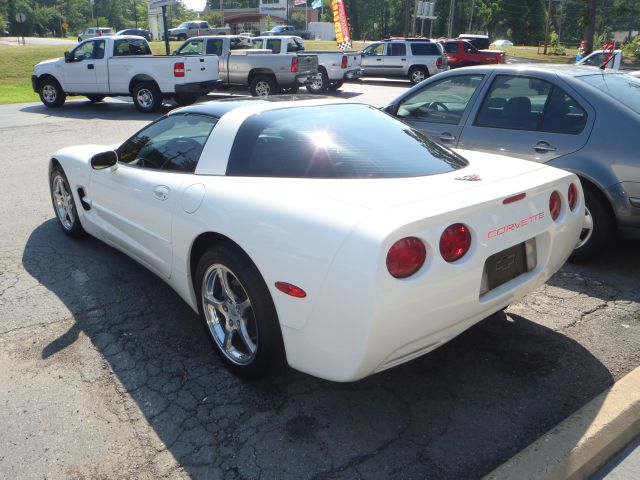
[90,151,118,170]
[381,104,396,115]
[64,51,72,62]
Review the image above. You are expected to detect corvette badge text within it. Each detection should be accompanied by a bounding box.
[488,212,545,239]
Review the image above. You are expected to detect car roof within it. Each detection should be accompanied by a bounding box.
[444,63,624,78]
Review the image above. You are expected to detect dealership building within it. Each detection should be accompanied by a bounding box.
[149,0,319,37]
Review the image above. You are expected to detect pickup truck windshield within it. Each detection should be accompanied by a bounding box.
[578,73,640,114]
[227,104,468,178]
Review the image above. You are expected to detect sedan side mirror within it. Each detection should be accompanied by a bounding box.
[90,151,118,170]
[64,51,72,62]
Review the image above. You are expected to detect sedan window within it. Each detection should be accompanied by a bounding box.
[579,73,640,115]
[118,114,217,173]
[396,74,485,125]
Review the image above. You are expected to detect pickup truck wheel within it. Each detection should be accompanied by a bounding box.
[568,186,614,262]
[132,82,162,113]
[250,75,278,97]
[327,81,343,92]
[306,70,328,93]
[409,66,428,85]
[173,94,199,106]
[86,95,105,103]
[38,78,66,108]
[195,244,284,379]
[178,34,187,41]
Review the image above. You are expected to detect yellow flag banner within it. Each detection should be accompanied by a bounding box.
[331,0,352,49]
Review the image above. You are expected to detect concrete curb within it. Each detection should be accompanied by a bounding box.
[483,366,640,480]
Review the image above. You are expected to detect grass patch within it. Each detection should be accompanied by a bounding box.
[501,45,575,63]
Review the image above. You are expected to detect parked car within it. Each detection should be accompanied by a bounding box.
[490,39,514,47]
[77,27,113,42]
[250,35,362,92]
[360,38,448,84]
[115,28,152,41]
[458,34,490,50]
[32,36,219,112]
[440,39,506,68]
[165,21,229,41]
[174,35,319,96]
[383,65,640,260]
[628,70,640,78]
[47,97,582,381]
[260,25,311,39]
[576,49,622,70]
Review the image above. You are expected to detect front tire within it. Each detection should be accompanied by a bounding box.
[195,245,284,378]
[132,82,162,113]
[408,66,428,85]
[249,75,278,97]
[38,78,66,108]
[306,70,328,93]
[569,186,613,262]
[49,165,85,238]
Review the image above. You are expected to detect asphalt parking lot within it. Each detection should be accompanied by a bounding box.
[1,81,639,479]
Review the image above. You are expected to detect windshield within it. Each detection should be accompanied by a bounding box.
[578,73,640,115]
[227,104,468,178]
[177,22,189,28]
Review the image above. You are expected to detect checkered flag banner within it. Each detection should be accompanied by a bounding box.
[331,0,352,50]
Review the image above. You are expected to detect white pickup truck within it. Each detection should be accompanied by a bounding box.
[576,49,623,69]
[251,35,362,93]
[32,36,220,112]
[174,35,320,96]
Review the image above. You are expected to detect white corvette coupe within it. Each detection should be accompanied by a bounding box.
[49,98,583,381]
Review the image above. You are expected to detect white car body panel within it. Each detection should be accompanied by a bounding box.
[50,100,583,381]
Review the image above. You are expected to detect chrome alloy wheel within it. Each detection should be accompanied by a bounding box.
[411,69,426,83]
[254,80,271,96]
[42,84,58,103]
[201,264,258,365]
[52,174,75,230]
[135,87,154,109]
[576,206,594,249]
[308,76,323,92]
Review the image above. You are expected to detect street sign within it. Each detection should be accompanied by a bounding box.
[149,0,177,8]
[15,12,27,23]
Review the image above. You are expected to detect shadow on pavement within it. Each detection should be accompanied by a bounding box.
[23,219,615,479]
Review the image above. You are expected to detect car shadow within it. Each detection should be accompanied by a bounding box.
[23,220,614,479]
[20,100,175,121]
[357,78,416,88]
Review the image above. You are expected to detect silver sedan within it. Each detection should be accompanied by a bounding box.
[383,64,640,261]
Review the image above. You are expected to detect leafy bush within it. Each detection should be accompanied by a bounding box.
[549,31,566,55]
[622,36,640,59]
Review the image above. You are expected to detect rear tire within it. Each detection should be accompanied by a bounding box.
[408,66,428,85]
[568,186,613,262]
[195,244,284,379]
[327,80,344,92]
[132,82,162,113]
[38,78,66,108]
[250,75,278,97]
[178,34,187,41]
[306,70,328,93]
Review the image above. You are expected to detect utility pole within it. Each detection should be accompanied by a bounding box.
[543,0,552,54]
[468,0,475,32]
[133,0,138,28]
[447,0,455,38]
[220,0,224,27]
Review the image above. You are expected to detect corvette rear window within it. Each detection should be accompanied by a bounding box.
[226,104,468,178]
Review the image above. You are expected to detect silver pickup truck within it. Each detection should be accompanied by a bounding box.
[175,35,320,96]
[165,21,230,41]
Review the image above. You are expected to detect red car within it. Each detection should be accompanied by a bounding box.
[441,39,505,68]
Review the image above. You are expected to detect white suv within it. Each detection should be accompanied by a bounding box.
[77,27,113,42]
[360,38,448,84]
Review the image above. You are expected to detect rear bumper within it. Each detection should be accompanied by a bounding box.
[343,68,363,81]
[175,80,220,96]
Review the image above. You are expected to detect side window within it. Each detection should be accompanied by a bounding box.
[91,40,105,59]
[396,74,485,125]
[410,43,439,55]
[71,41,95,61]
[463,42,476,53]
[205,39,222,55]
[118,114,218,173]
[252,38,264,49]
[541,88,587,134]
[387,43,406,56]
[363,43,384,56]
[475,75,551,131]
[114,39,150,56]
[444,42,458,53]
[180,39,204,55]
[266,39,281,53]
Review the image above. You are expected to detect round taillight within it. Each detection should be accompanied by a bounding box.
[439,223,471,262]
[549,191,562,221]
[568,183,578,211]
[386,237,426,279]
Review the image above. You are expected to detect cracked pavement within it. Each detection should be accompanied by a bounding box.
[0,89,639,480]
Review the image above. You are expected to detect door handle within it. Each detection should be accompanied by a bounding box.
[152,185,170,201]
[376,58,382,62]
[87,64,94,70]
[439,132,456,142]
[532,141,557,153]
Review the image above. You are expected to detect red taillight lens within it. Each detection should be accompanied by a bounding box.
[568,183,578,211]
[439,223,471,262]
[549,191,562,221]
[341,55,348,69]
[291,57,299,73]
[174,62,185,77]
[436,57,443,67]
[386,237,426,279]
[275,281,306,298]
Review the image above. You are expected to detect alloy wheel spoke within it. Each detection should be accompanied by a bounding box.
[238,320,257,355]
[218,269,237,304]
